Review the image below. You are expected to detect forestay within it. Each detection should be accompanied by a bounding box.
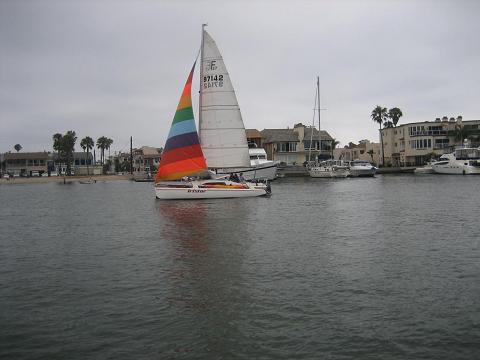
[199,30,250,169]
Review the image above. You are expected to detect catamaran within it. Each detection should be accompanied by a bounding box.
[154,27,270,199]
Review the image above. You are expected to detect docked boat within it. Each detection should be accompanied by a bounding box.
[306,77,349,179]
[154,26,270,199]
[431,147,480,175]
[348,160,377,177]
[309,160,350,178]
[216,146,277,181]
[79,178,96,184]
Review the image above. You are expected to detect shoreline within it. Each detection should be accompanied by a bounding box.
[0,174,133,185]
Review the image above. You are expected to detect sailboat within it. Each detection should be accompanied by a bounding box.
[308,77,349,178]
[154,27,270,199]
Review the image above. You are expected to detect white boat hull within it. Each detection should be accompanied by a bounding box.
[349,168,376,177]
[414,166,434,174]
[155,180,270,199]
[309,167,349,178]
[432,164,480,175]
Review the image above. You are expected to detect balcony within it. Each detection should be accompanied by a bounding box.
[410,130,447,137]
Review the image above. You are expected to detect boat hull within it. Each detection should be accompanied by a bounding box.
[309,167,349,178]
[414,167,434,174]
[155,180,269,199]
[432,164,480,175]
[349,168,376,177]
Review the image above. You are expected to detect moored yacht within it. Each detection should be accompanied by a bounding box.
[431,147,480,175]
[216,146,277,181]
[348,160,377,177]
[309,159,350,178]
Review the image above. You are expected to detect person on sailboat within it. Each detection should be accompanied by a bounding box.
[238,172,245,183]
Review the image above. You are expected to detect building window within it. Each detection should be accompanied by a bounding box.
[278,142,297,152]
[303,140,318,150]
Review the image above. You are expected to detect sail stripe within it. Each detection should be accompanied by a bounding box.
[173,107,194,124]
[156,62,208,182]
[167,119,197,138]
[164,132,200,152]
[156,157,207,180]
[160,144,204,166]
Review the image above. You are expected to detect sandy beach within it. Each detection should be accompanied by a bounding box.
[0,174,133,185]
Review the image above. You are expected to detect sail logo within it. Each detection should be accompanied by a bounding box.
[205,60,217,71]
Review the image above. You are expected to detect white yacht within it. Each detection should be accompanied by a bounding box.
[348,160,377,177]
[309,159,350,178]
[216,147,277,181]
[431,147,480,175]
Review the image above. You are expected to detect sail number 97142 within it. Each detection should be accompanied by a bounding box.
[204,75,223,82]
[203,74,224,89]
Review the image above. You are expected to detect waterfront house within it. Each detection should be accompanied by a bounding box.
[121,146,162,173]
[334,140,381,165]
[53,152,101,175]
[260,123,333,165]
[380,116,480,166]
[4,152,49,176]
[245,129,263,148]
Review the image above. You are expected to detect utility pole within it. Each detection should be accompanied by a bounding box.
[130,136,133,174]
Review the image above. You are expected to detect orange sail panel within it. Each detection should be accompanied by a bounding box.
[156,64,207,182]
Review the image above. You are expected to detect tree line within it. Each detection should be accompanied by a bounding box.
[52,131,114,175]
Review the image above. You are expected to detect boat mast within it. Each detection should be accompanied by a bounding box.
[199,24,207,138]
[307,81,318,163]
[317,76,321,159]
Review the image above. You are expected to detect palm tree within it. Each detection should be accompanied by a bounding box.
[388,107,403,127]
[383,120,394,128]
[367,149,375,164]
[106,138,113,162]
[64,131,77,175]
[330,139,340,159]
[371,105,388,166]
[96,136,108,167]
[14,144,22,152]
[53,131,77,175]
[80,136,94,175]
[452,124,468,145]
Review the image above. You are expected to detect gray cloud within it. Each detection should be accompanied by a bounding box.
[1,0,479,152]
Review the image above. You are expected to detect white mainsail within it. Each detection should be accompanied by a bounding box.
[199,30,250,169]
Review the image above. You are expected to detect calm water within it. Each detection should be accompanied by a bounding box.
[1,175,479,359]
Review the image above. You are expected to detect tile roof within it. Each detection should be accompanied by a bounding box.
[245,129,262,138]
[261,128,333,143]
[4,152,49,160]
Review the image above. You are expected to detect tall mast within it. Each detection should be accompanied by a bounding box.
[199,24,207,138]
[317,76,321,155]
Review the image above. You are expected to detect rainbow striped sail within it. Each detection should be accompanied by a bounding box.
[155,63,207,182]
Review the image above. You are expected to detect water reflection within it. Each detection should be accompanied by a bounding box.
[155,200,251,357]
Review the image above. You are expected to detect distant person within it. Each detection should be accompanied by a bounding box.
[238,172,245,182]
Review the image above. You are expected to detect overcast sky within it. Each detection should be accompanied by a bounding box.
[1,0,479,153]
